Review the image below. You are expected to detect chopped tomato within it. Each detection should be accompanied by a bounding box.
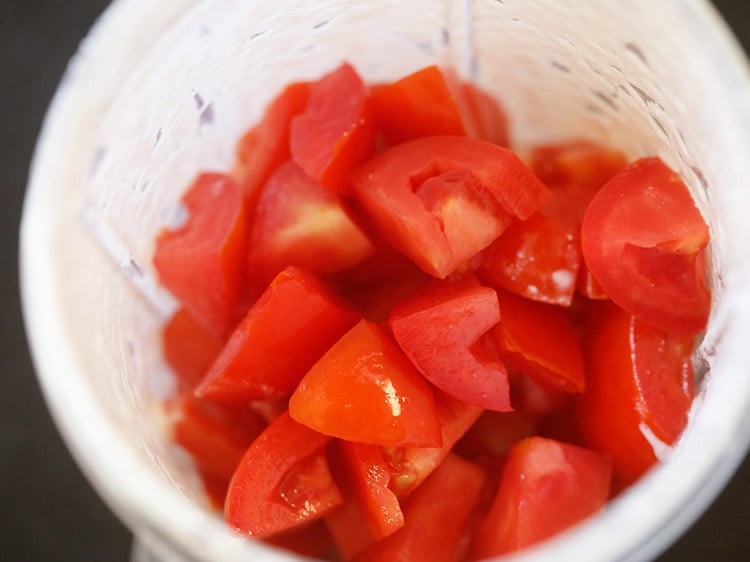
[264,521,338,560]
[370,65,466,145]
[581,157,710,333]
[492,289,585,393]
[354,454,486,562]
[289,319,442,447]
[231,81,310,211]
[196,266,359,401]
[162,307,223,390]
[290,62,376,194]
[390,276,510,411]
[153,173,248,337]
[383,391,482,498]
[246,160,375,294]
[528,141,627,193]
[472,437,611,558]
[576,300,696,489]
[509,371,574,417]
[350,135,549,278]
[225,412,342,537]
[452,79,510,147]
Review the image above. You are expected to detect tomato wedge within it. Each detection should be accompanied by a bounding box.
[390,276,510,411]
[231,81,310,211]
[576,300,696,489]
[289,319,442,447]
[226,412,342,537]
[196,266,359,401]
[162,307,224,390]
[581,157,710,333]
[350,135,549,278]
[472,436,611,558]
[247,160,374,294]
[452,79,510,147]
[153,173,248,337]
[290,62,376,194]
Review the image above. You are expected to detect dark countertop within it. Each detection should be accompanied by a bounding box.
[2,1,749,561]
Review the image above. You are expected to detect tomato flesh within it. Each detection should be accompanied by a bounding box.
[162,307,223,390]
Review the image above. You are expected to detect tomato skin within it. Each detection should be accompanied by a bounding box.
[226,412,342,537]
[162,307,224,390]
[231,81,310,211]
[196,266,360,401]
[370,65,466,145]
[472,436,611,558]
[290,62,376,194]
[154,173,248,337]
[390,276,510,411]
[289,319,442,447]
[247,160,375,295]
[354,454,487,562]
[350,135,549,278]
[581,157,710,333]
[452,79,510,148]
[575,300,695,489]
[492,289,585,393]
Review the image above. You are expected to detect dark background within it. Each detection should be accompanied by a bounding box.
[1,1,749,561]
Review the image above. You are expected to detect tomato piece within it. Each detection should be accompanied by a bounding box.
[581,157,710,333]
[162,307,224,390]
[290,62,376,194]
[370,65,466,145]
[528,141,627,193]
[226,412,342,537]
[472,437,611,558]
[154,173,248,337]
[350,135,549,278]
[196,266,359,401]
[389,276,510,411]
[576,300,696,489]
[166,393,266,507]
[264,520,338,560]
[384,391,482,498]
[453,79,510,147]
[247,161,375,294]
[231,81,310,211]
[509,371,574,417]
[354,454,486,562]
[492,289,585,393]
[289,319,442,447]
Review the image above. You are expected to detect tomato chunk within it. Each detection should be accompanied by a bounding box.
[247,160,374,294]
[453,79,510,147]
[162,307,224,390]
[231,81,310,210]
[290,62,376,194]
[350,135,549,278]
[581,157,710,333]
[226,412,342,537]
[154,173,248,337]
[289,319,442,447]
[390,276,510,411]
[472,436,611,558]
[576,300,696,489]
[196,266,359,401]
[492,289,585,393]
[354,454,486,562]
[370,65,465,145]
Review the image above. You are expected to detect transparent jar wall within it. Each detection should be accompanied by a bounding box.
[21,1,750,562]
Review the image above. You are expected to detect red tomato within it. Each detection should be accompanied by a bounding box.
[528,141,627,193]
[290,62,376,194]
[231,81,310,211]
[581,157,710,333]
[492,289,585,393]
[196,266,359,401]
[350,135,549,278]
[153,173,248,337]
[389,276,510,411]
[452,79,510,147]
[226,412,342,537]
[383,390,482,498]
[576,300,696,489]
[162,307,224,390]
[353,454,486,562]
[472,436,611,558]
[264,521,337,560]
[289,319,442,447]
[370,65,466,145]
[246,161,375,295]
